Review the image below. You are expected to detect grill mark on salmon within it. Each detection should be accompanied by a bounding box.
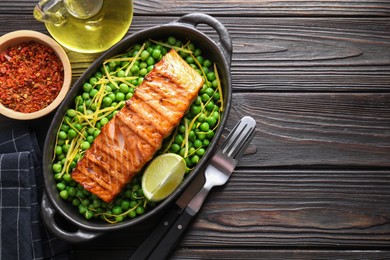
[127,95,172,136]
[71,49,204,202]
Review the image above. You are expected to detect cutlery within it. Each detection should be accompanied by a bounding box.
[129,116,256,260]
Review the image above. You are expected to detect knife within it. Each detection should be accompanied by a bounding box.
[129,116,257,260]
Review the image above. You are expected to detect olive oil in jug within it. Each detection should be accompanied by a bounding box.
[34,0,133,53]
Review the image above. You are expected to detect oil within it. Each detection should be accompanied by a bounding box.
[44,0,133,53]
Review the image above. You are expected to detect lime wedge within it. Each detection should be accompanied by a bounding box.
[142,153,186,202]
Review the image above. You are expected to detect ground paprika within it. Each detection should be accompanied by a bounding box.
[0,41,64,113]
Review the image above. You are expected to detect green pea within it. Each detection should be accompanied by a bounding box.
[116,92,125,102]
[58,131,67,140]
[188,147,196,155]
[121,200,130,211]
[167,36,177,45]
[117,69,126,78]
[102,96,113,107]
[67,109,77,117]
[100,117,109,126]
[139,62,148,69]
[201,93,210,102]
[179,124,186,133]
[196,148,206,156]
[129,201,138,208]
[56,182,66,191]
[139,68,148,76]
[90,89,99,97]
[213,91,220,101]
[81,141,91,150]
[59,190,68,200]
[191,105,201,115]
[119,83,129,93]
[60,124,69,132]
[79,205,87,215]
[170,143,180,153]
[136,206,145,215]
[52,163,62,173]
[138,77,144,85]
[74,95,83,105]
[89,77,98,85]
[188,42,196,52]
[197,113,206,123]
[108,61,117,70]
[130,65,140,75]
[126,92,133,100]
[193,48,202,56]
[63,173,72,182]
[95,71,103,78]
[128,210,136,218]
[205,87,214,97]
[207,72,216,81]
[86,135,94,143]
[82,199,90,206]
[55,145,63,155]
[196,56,204,65]
[152,49,161,59]
[175,134,184,145]
[197,132,206,140]
[93,129,101,138]
[194,139,203,148]
[112,206,123,215]
[200,122,210,132]
[206,100,215,111]
[189,131,196,142]
[206,130,215,139]
[203,59,212,68]
[72,198,81,207]
[140,50,150,61]
[191,155,200,165]
[207,117,217,128]
[186,56,195,64]
[146,57,155,66]
[85,210,94,220]
[83,82,93,92]
[179,147,186,157]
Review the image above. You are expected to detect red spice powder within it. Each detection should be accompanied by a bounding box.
[0,41,64,113]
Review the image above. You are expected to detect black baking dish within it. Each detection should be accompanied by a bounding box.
[41,13,232,243]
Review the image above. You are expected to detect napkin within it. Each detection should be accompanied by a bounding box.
[0,122,71,260]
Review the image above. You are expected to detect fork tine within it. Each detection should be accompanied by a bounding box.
[221,116,257,159]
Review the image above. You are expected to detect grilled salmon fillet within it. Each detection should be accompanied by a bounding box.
[71,49,204,202]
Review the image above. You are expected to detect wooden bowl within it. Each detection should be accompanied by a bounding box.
[0,30,72,120]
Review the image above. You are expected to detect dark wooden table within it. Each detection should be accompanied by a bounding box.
[1,0,390,259]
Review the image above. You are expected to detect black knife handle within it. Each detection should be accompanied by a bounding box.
[147,207,194,260]
[129,204,183,260]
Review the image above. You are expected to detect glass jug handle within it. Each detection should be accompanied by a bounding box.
[33,0,68,25]
[34,0,104,25]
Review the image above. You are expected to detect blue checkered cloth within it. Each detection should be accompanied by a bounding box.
[0,123,71,260]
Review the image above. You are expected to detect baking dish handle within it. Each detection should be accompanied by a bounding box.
[41,192,103,243]
[176,13,232,65]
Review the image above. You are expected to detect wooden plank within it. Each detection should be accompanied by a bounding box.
[228,92,390,167]
[1,0,390,17]
[73,249,390,259]
[2,15,388,92]
[72,169,390,251]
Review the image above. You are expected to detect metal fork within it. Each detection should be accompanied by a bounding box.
[186,115,257,215]
[146,116,257,260]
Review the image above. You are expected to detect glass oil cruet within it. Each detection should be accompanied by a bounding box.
[34,0,133,53]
